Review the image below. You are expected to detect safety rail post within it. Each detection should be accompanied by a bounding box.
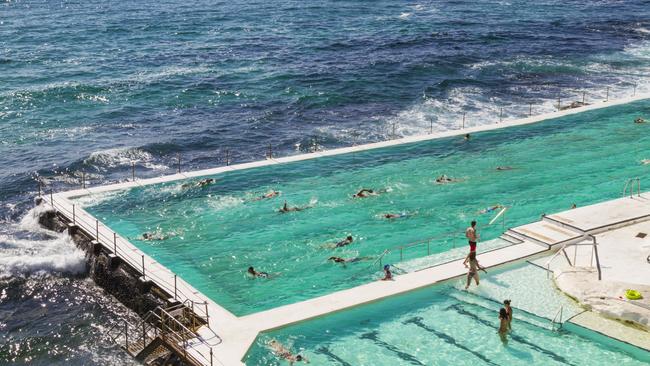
[593,237,602,281]
[81,170,85,189]
[124,321,129,350]
[95,219,99,240]
[606,86,609,101]
[141,255,145,278]
[462,112,466,129]
[557,94,561,110]
[529,102,532,117]
[210,348,213,366]
[72,204,76,224]
[191,301,196,329]
[177,153,181,173]
[50,190,53,207]
[37,180,41,197]
[205,302,209,325]
[392,123,396,139]
[633,83,637,97]
[142,321,146,349]
[131,162,136,181]
[225,149,230,166]
[499,107,503,123]
[429,118,433,134]
[268,144,272,159]
[174,274,177,300]
[113,232,117,253]
[582,91,586,104]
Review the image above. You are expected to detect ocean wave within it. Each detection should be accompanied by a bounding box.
[1,206,87,278]
[83,147,168,171]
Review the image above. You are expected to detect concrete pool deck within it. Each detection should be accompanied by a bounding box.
[44,94,650,365]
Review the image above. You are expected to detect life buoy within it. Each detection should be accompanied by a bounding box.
[625,289,643,300]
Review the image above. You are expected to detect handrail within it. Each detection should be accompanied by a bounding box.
[550,306,563,331]
[623,177,641,198]
[545,234,601,281]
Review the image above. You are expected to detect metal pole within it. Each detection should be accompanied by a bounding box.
[606,86,609,101]
[499,107,503,123]
[582,91,586,104]
[142,322,146,348]
[38,180,41,197]
[529,102,532,117]
[593,241,601,280]
[50,189,53,207]
[210,348,213,366]
[633,83,637,97]
[81,171,85,189]
[174,274,177,300]
[205,302,209,324]
[225,149,230,166]
[124,321,129,349]
[131,162,135,181]
[392,123,396,139]
[141,255,145,278]
[96,219,99,240]
[462,112,466,129]
[557,95,561,109]
[113,232,117,253]
[177,153,181,173]
[72,204,76,224]
[429,118,433,134]
[268,144,272,159]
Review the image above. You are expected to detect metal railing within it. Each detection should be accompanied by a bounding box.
[550,306,564,331]
[106,305,222,366]
[545,234,601,281]
[44,194,218,336]
[623,177,641,198]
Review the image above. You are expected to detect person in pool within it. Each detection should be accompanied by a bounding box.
[504,299,513,330]
[634,117,646,124]
[381,264,393,281]
[498,308,509,345]
[496,166,514,171]
[252,190,280,201]
[435,174,462,184]
[335,235,353,248]
[464,133,471,141]
[268,339,309,364]
[383,212,409,219]
[247,266,269,278]
[278,201,308,213]
[141,232,168,241]
[328,256,373,264]
[182,178,215,189]
[353,188,376,198]
[478,205,503,214]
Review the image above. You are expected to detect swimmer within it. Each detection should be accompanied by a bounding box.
[182,178,215,189]
[335,235,353,248]
[383,212,409,219]
[141,232,168,241]
[464,133,471,141]
[381,264,393,281]
[268,339,309,364]
[252,190,280,201]
[571,203,577,209]
[496,166,514,171]
[278,201,305,213]
[435,175,462,184]
[498,308,509,345]
[634,117,646,124]
[328,256,372,264]
[641,159,650,165]
[353,188,377,198]
[247,266,269,278]
[478,205,503,214]
[504,299,513,330]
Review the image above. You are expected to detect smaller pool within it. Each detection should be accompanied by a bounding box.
[245,263,647,365]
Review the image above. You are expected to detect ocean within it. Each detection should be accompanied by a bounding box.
[1,0,649,364]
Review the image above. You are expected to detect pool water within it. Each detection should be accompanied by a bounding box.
[244,263,647,365]
[81,100,650,315]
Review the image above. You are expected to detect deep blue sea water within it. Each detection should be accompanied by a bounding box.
[1,0,649,364]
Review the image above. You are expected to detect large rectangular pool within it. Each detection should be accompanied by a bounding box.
[78,99,650,315]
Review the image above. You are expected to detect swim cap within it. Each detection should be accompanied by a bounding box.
[384,264,390,270]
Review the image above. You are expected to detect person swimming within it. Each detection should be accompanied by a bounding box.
[435,175,462,184]
[328,256,372,264]
[383,212,410,219]
[478,205,503,214]
[321,235,354,249]
[247,266,269,278]
[634,117,646,124]
[278,200,308,213]
[268,339,309,364]
[141,232,168,241]
[353,188,376,198]
[464,133,471,141]
[252,190,280,201]
[496,166,514,171]
[381,264,393,281]
[182,178,215,189]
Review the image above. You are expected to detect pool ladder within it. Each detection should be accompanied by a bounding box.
[550,306,563,331]
[622,178,641,198]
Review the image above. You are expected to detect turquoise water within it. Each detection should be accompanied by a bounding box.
[82,100,650,315]
[244,263,648,365]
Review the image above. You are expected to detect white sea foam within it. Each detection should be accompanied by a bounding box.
[207,195,244,210]
[84,147,168,171]
[71,190,127,208]
[1,206,87,278]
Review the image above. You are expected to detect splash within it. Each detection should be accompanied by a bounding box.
[84,147,168,171]
[1,206,87,278]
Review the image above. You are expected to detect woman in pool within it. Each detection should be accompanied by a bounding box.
[247,266,269,278]
[498,308,509,345]
[268,339,309,364]
[463,251,485,289]
[380,264,393,281]
[504,299,513,330]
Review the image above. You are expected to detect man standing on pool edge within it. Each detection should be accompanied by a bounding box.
[466,220,478,252]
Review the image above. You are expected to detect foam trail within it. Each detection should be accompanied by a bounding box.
[84,147,168,171]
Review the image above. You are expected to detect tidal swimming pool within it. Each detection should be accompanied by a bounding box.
[79,99,650,315]
[244,263,649,365]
